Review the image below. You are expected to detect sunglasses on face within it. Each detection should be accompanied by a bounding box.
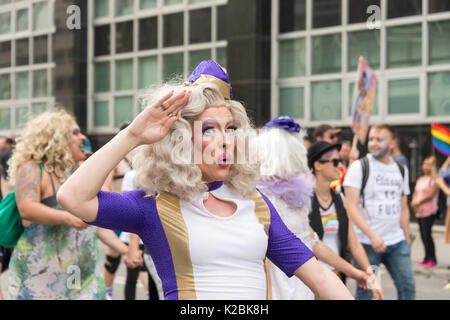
[318,158,343,167]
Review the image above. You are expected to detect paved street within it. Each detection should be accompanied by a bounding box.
[1,222,449,300]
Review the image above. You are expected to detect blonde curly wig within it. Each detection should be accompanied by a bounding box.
[8,108,78,187]
[133,82,260,201]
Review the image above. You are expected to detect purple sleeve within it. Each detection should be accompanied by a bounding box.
[259,191,315,278]
[89,190,156,235]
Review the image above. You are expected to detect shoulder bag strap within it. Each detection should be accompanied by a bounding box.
[360,156,369,208]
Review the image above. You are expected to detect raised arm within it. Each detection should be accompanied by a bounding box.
[57,90,190,222]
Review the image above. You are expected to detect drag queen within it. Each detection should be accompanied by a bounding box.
[58,60,353,300]
[257,117,381,299]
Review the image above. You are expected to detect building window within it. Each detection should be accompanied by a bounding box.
[273,0,450,126]
[163,13,183,47]
[115,59,133,91]
[33,35,48,64]
[0,108,11,130]
[94,101,109,127]
[0,41,11,68]
[139,17,157,50]
[115,0,134,17]
[429,1,450,13]
[95,0,109,18]
[15,106,29,129]
[428,72,450,116]
[189,8,211,44]
[429,20,450,65]
[216,47,227,68]
[387,0,422,19]
[278,38,306,78]
[0,11,11,34]
[0,1,55,133]
[311,80,342,121]
[94,62,110,93]
[387,24,422,68]
[164,0,182,5]
[90,0,227,132]
[0,74,11,100]
[138,56,158,89]
[163,52,184,81]
[141,0,157,9]
[279,87,304,119]
[33,69,48,97]
[348,29,380,71]
[16,38,29,66]
[94,25,110,56]
[114,96,134,128]
[16,8,28,32]
[388,79,420,114]
[313,0,341,29]
[279,0,306,33]
[311,33,341,74]
[33,1,50,31]
[116,21,134,53]
[32,102,48,116]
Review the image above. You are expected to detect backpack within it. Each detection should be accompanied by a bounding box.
[0,163,43,248]
[360,156,405,208]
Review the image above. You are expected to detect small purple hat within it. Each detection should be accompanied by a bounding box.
[185,60,233,100]
[261,116,301,133]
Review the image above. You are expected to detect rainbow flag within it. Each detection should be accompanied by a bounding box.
[432,123,450,156]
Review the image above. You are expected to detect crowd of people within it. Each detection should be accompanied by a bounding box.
[0,59,449,300]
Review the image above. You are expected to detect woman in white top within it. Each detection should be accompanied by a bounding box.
[308,140,384,300]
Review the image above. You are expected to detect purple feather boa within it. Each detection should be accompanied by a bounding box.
[258,173,316,209]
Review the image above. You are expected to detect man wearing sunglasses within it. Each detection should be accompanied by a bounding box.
[343,124,415,300]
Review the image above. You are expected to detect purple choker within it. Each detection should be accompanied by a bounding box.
[206,181,223,192]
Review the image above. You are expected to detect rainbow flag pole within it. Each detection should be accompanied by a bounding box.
[431,123,450,156]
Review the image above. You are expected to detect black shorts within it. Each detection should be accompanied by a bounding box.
[0,246,13,273]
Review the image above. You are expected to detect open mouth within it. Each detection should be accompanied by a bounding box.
[217,153,231,166]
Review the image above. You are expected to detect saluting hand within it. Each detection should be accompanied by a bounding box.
[125,90,191,146]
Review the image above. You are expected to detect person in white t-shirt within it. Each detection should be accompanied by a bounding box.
[343,124,415,300]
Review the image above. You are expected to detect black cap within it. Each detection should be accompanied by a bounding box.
[307,141,342,170]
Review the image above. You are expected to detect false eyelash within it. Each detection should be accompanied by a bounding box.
[202,126,215,133]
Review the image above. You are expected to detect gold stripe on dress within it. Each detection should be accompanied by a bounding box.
[251,191,271,236]
[156,191,197,300]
